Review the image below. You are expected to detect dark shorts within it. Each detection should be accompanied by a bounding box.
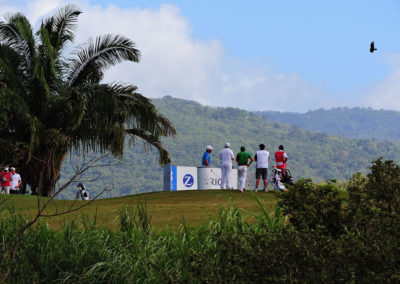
[256,168,268,180]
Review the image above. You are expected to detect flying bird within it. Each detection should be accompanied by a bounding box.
[370,41,377,53]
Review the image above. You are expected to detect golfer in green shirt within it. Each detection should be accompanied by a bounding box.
[236,146,253,192]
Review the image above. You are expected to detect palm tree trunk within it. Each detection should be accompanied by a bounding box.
[22,141,69,196]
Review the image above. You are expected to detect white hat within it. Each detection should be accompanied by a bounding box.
[10,167,15,170]
[224,142,230,148]
[206,145,213,150]
[4,167,9,171]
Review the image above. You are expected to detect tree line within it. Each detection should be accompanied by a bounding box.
[255,107,400,141]
[56,96,400,199]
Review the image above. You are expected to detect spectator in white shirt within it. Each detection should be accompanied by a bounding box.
[219,142,235,189]
[10,167,22,194]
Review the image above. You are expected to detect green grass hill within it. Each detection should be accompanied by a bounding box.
[58,96,400,199]
[1,190,275,230]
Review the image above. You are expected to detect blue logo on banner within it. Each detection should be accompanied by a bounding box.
[183,174,194,187]
[171,166,177,191]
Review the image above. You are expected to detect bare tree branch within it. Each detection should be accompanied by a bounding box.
[0,152,116,282]
[0,194,13,208]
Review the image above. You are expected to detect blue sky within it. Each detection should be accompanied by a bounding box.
[2,0,400,112]
[124,0,398,89]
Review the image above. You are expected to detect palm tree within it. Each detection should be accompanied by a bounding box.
[0,5,176,196]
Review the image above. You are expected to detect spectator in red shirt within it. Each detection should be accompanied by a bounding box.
[1,167,12,194]
[275,145,288,176]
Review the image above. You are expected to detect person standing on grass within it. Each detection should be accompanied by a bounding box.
[202,145,213,167]
[254,144,269,192]
[275,144,288,176]
[10,167,22,194]
[1,167,12,194]
[236,146,253,192]
[219,142,235,189]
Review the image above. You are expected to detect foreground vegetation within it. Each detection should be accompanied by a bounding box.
[1,159,399,282]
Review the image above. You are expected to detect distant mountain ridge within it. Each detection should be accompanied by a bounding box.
[253,107,400,141]
[58,97,400,199]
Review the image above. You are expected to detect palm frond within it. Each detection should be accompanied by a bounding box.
[119,91,177,137]
[43,4,82,50]
[65,83,128,154]
[1,85,29,114]
[0,45,25,92]
[64,83,175,161]
[126,128,171,165]
[32,56,51,101]
[66,34,140,87]
[97,84,176,139]
[0,13,35,68]
[67,87,88,131]
[36,28,58,92]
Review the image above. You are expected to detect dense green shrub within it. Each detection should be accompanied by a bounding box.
[188,159,400,282]
[278,179,345,236]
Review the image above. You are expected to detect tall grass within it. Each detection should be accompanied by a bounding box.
[2,190,399,283]
[0,196,284,283]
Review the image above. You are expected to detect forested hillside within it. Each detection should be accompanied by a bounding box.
[58,97,400,199]
[254,108,400,141]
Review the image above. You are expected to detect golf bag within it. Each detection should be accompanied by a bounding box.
[272,168,286,192]
[76,183,91,201]
[281,168,294,186]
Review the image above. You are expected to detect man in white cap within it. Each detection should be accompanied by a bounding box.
[10,167,22,194]
[1,167,12,194]
[202,145,213,167]
[219,142,235,189]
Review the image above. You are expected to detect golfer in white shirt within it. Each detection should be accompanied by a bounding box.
[219,142,235,189]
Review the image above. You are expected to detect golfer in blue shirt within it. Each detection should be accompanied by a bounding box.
[202,145,213,166]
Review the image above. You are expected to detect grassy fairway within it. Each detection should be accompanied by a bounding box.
[0,190,278,230]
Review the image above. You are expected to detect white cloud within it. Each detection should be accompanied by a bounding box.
[25,0,62,24]
[0,1,370,112]
[0,1,18,17]
[362,54,400,110]
[0,0,63,25]
[73,3,226,104]
[364,67,400,110]
[69,3,336,112]
[214,61,332,112]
